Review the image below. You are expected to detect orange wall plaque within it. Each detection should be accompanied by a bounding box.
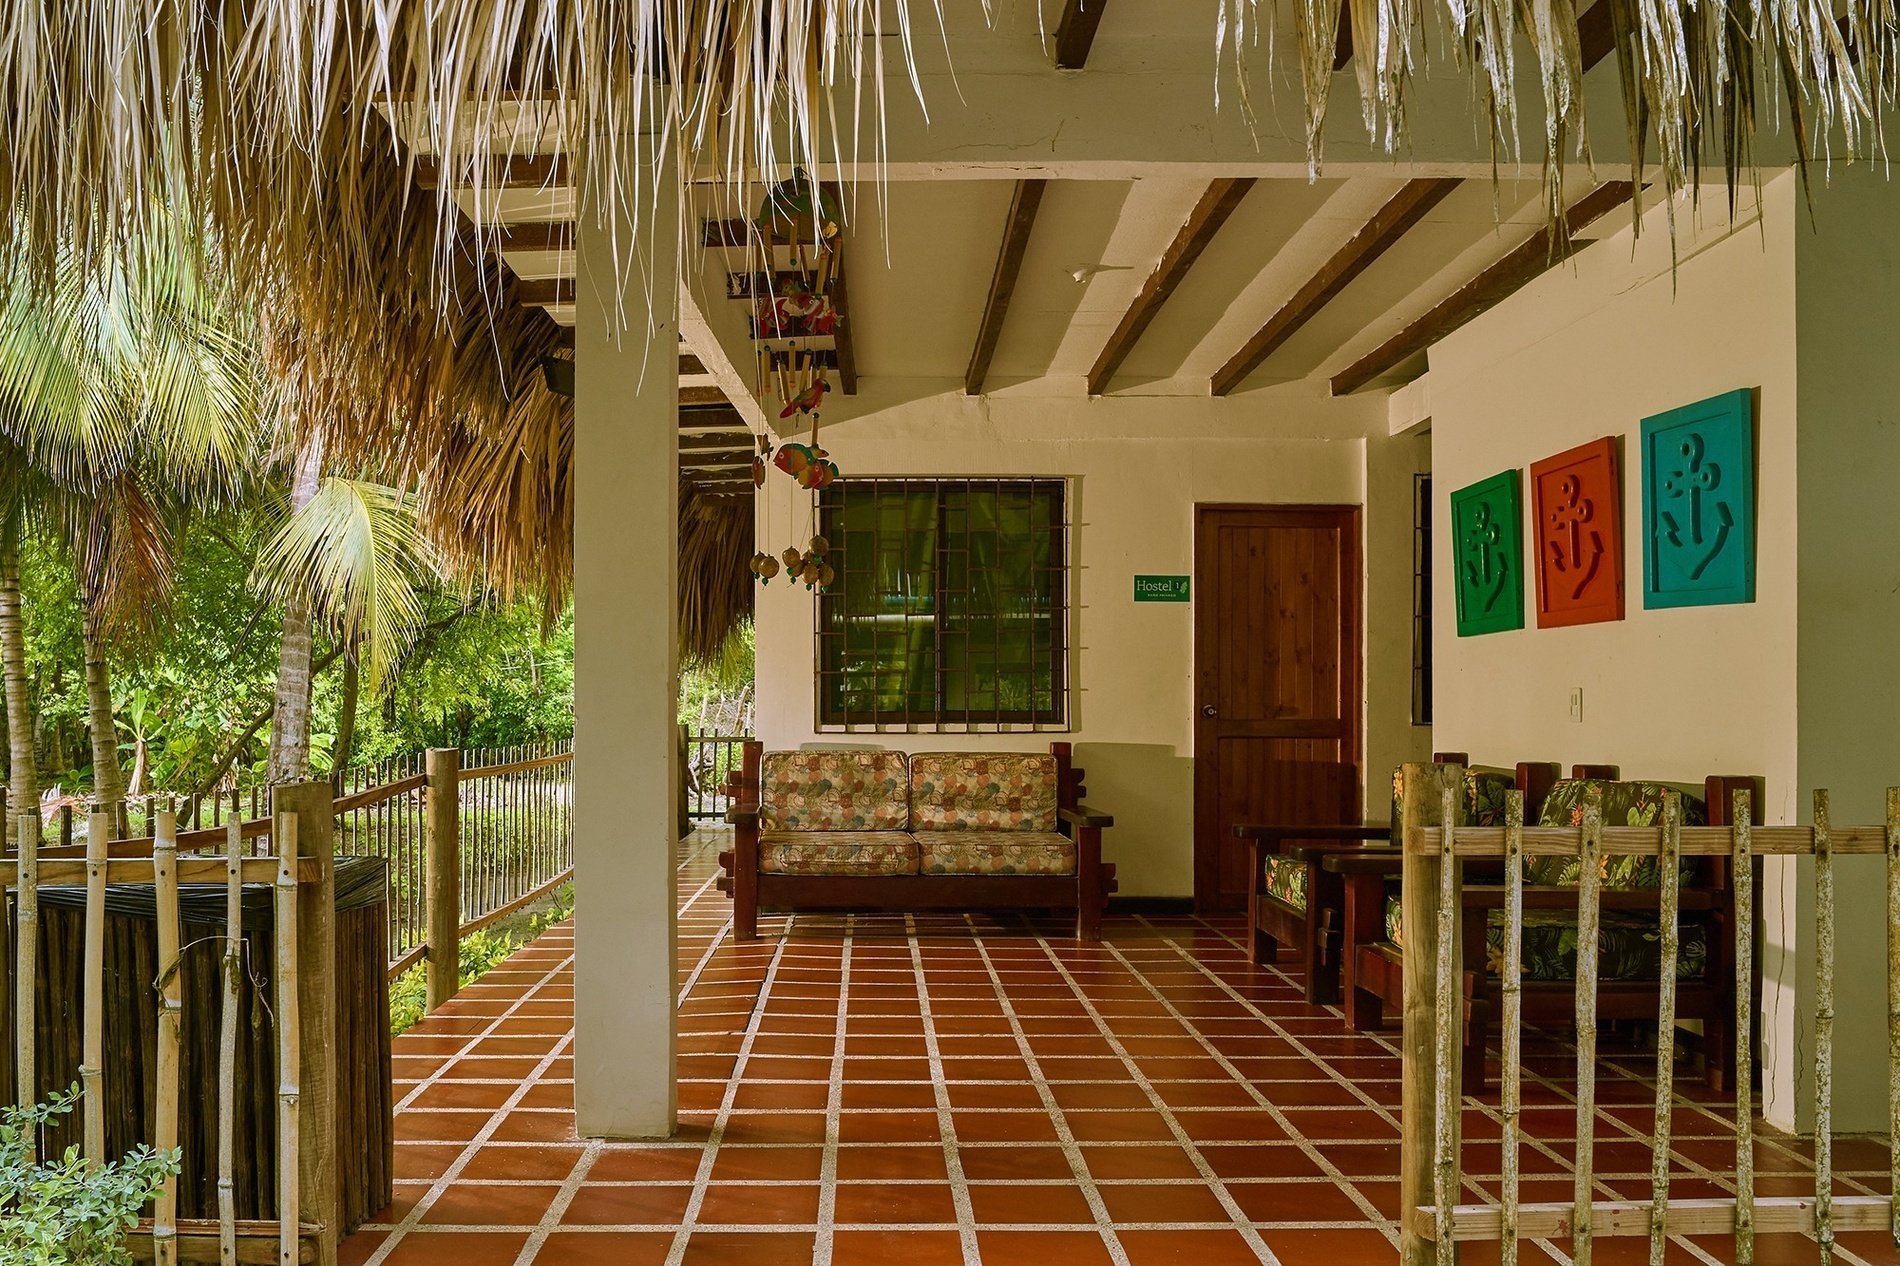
[1531,436,1624,628]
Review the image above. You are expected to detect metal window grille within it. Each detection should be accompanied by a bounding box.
[815,477,1070,731]
[1412,472,1433,726]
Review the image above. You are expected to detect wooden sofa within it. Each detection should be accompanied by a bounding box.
[1235,754,1559,1006]
[1328,764,1763,1093]
[718,742,1116,939]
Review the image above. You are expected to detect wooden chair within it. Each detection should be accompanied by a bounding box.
[1330,765,1763,1094]
[1234,754,1558,1006]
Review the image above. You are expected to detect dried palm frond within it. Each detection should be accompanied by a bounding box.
[678,487,755,668]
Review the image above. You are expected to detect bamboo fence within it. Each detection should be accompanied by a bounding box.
[1398,761,1897,1266]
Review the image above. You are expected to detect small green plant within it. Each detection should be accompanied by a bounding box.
[1,1086,180,1266]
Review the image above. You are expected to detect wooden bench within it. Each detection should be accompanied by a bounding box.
[1235,754,1559,1006]
[1329,764,1762,1093]
[718,742,1116,940]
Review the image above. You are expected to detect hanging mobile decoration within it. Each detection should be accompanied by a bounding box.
[738,168,846,592]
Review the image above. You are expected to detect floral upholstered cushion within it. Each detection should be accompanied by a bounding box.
[1381,897,1708,982]
[908,753,1059,832]
[1386,766,1521,843]
[1527,780,1708,889]
[761,750,910,832]
[759,831,919,876]
[913,830,1075,876]
[1260,855,1308,913]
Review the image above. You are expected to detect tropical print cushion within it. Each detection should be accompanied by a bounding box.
[914,830,1075,876]
[1528,780,1708,889]
[761,750,910,832]
[909,753,1059,832]
[1381,896,1708,982]
[1260,855,1308,913]
[1386,766,1520,843]
[759,831,918,876]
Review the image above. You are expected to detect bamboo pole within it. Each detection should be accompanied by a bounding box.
[1432,770,1461,1266]
[1814,789,1836,1264]
[1649,791,1682,1266]
[1572,796,1604,1266]
[82,809,110,1165]
[14,813,37,1132]
[274,811,302,1266]
[1887,787,1900,1251]
[1400,762,1459,1266]
[220,818,243,1266]
[153,811,182,1266]
[1500,789,1524,1266]
[1732,789,1755,1266]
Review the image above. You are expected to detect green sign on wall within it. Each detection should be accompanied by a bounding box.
[1450,470,1525,636]
[1134,575,1191,603]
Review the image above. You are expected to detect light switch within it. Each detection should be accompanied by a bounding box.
[1568,687,1585,723]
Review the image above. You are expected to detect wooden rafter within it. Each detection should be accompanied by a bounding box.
[965,179,1047,396]
[830,245,858,395]
[1088,178,1255,397]
[1210,178,1461,396]
[679,431,753,451]
[514,277,573,306]
[413,153,569,191]
[491,221,574,251]
[678,406,748,431]
[1054,0,1109,68]
[1328,181,1638,396]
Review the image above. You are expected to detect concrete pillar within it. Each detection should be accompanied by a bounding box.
[1773,165,1900,1134]
[571,137,680,1138]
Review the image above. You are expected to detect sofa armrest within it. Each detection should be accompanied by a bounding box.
[1322,850,1404,877]
[1061,804,1114,829]
[725,804,761,828]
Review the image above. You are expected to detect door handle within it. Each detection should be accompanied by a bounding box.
[1202,705,1218,718]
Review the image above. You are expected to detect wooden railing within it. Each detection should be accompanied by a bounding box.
[684,732,749,820]
[1398,761,1894,1266]
[2,789,339,1266]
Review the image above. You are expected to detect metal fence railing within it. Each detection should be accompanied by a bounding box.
[685,733,749,820]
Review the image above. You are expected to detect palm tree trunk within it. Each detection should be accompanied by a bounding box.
[79,583,127,836]
[267,434,325,785]
[0,532,38,842]
[332,652,359,789]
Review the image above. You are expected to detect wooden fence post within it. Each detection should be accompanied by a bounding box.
[1401,762,1464,1266]
[273,781,339,1266]
[425,749,461,1011]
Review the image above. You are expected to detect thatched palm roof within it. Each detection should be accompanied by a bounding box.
[0,0,1889,658]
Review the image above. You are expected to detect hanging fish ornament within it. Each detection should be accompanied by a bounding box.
[773,442,841,491]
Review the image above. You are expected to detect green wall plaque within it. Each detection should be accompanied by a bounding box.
[1133,575,1190,602]
[1450,470,1525,636]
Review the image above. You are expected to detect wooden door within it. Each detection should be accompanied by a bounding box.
[1193,505,1362,912]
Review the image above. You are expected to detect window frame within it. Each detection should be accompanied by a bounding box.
[812,476,1072,733]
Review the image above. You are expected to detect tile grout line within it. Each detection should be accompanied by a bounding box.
[968,923,1134,1266]
[1024,928,1284,1265]
[1102,937,1396,1241]
[660,931,795,1266]
[812,920,854,1266]
[506,1139,603,1265]
[905,914,985,1266]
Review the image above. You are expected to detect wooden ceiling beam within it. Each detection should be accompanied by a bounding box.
[413,153,569,191]
[1329,181,1637,396]
[491,221,574,251]
[678,406,748,431]
[1209,177,1461,396]
[514,277,573,306]
[965,179,1047,396]
[1088,178,1255,397]
[830,245,859,395]
[1053,0,1109,69]
[679,431,753,451]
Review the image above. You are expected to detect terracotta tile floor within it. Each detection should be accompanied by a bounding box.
[345,832,1897,1265]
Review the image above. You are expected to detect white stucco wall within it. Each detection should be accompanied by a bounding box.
[751,385,1416,898]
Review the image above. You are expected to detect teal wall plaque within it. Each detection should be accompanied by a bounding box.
[1451,470,1525,636]
[1641,388,1756,609]
[1134,575,1190,602]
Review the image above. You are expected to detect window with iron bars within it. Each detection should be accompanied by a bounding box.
[1412,472,1433,726]
[815,478,1069,730]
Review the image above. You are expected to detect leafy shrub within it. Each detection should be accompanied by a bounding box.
[387,889,573,1036]
[1,1086,180,1266]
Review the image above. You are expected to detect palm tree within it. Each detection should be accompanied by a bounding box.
[0,236,257,830]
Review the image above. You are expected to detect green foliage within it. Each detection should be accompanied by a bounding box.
[678,619,753,729]
[387,884,574,1036]
[0,1086,180,1266]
